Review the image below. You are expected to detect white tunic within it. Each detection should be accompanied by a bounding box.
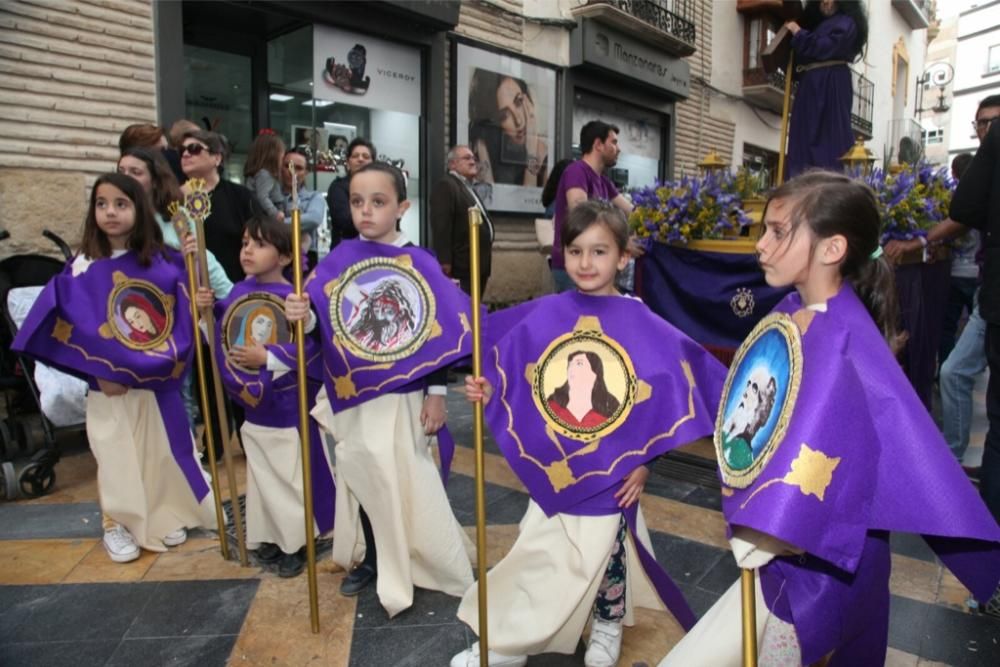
[312,385,474,617]
[457,499,668,656]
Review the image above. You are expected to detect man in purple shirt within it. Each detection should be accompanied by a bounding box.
[551,121,640,292]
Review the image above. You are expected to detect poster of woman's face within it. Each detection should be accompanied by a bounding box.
[109,283,171,350]
[455,44,556,214]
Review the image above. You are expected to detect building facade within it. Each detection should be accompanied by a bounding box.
[946,0,1000,160]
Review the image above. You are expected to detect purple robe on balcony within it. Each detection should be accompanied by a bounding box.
[787,13,858,178]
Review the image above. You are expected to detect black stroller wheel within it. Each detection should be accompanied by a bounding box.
[1,461,17,500]
[18,462,55,499]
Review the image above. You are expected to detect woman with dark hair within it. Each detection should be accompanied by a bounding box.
[542,158,574,218]
[179,129,256,282]
[327,137,377,248]
[546,350,620,429]
[468,68,549,187]
[785,0,868,178]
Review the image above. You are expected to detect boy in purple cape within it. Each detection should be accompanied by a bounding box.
[206,215,335,578]
[13,173,214,563]
[453,201,728,667]
[660,173,1000,666]
[286,163,473,617]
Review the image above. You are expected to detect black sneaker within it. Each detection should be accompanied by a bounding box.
[278,550,306,578]
[255,542,282,564]
[340,563,377,596]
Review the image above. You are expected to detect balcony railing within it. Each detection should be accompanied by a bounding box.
[851,69,874,139]
[576,0,697,56]
[891,0,930,30]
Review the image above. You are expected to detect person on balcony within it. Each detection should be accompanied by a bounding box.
[784,0,868,178]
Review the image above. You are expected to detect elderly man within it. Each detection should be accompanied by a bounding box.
[430,145,494,295]
[281,149,328,264]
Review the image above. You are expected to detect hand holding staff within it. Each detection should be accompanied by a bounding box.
[289,159,321,633]
[172,182,248,566]
[170,201,229,560]
[468,206,490,667]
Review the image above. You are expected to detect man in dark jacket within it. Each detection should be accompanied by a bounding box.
[429,145,494,295]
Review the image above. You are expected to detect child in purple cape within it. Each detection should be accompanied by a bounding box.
[660,172,1000,666]
[13,173,214,563]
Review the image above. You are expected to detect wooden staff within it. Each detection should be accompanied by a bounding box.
[776,49,795,187]
[189,199,249,567]
[172,208,229,560]
[467,206,489,667]
[289,160,320,633]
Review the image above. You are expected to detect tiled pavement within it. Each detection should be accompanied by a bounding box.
[1,383,997,667]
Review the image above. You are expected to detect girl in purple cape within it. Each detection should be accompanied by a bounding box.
[785,1,868,178]
[22,173,213,563]
[660,172,1000,666]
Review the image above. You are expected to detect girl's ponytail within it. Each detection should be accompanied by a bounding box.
[852,254,905,355]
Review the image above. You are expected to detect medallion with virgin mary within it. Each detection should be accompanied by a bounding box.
[222,292,294,373]
[329,255,436,363]
[715,313,803,488]
[531,327,637,442]
[105,276,174,351]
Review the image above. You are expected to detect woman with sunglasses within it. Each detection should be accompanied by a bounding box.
[179,130,256,282]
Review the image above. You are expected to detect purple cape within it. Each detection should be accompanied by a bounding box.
[13,251,192,391]
[305,239,472,411]
[483,292,728,628]
[720,286,1000,664]
[213,277,335,532]
[12,250,209,502]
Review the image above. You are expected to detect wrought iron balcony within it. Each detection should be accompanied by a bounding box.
[742,66,789,114]
[851,69,874,139]
[572,0,697,57]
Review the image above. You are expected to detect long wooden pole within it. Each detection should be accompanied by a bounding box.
[776,49,795,187]
[174,214,229,561]
[192,214,248,567]
[289,161,320,633]
[467,206,489,667]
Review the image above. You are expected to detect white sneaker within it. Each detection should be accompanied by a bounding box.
[103,524,140,563]
[584,618,623,667]
[450,642,527,667]
[163,527,187,547]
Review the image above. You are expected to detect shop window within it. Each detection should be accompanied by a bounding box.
[572,90,666,191]
[267,25,424,241]
[184,45,252,180]
[742,143,778,189]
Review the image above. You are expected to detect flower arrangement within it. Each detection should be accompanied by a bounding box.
[858,163,954,243]
[628,171,751,245]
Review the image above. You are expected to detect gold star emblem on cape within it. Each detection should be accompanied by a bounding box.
[52,317,73,344]
[738,442,841,507]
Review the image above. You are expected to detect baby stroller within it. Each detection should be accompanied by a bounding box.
[0,229,83,500]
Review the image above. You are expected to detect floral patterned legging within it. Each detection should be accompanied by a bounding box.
[593,516,628,621]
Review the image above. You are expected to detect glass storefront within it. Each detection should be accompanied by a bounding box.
[571,89,666,191]
[183,22,424,241]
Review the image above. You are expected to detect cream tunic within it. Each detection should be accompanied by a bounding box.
[87,389,215,551]
[456,499,669,656]
[312,385,474,617]
[242,420,334,554]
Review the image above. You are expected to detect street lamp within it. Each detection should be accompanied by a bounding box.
[839,137,876,175]
[698,149,728,174]
[916,62,954,124]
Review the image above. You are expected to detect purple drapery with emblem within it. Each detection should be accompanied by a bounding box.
[637,244,792,350]
[721,286,1000,665]
[482,292,728,629]
[213,277,334,532]
[12,250,210,501]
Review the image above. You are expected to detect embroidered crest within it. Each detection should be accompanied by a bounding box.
[221,292,294,373]
[715,313,803,488]
[330,255,436,362]
[528,316,640,443]
[106,275,174,351]
[730,287,755,318]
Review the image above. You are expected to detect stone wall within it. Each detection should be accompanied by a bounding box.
[0,0,157,258]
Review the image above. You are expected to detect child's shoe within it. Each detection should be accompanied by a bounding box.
[449,642,526,667]
[339,562,376,596]
[163,527,187,547]
[103,524,140,563]
[584,617,623,667]
[255,542,282,564]
[278,549,306,578]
